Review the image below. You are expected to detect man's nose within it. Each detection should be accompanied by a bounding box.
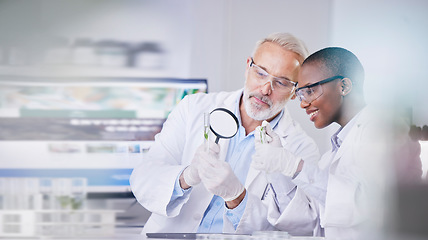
[260,79,273,95]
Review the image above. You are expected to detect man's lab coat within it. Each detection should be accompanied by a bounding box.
[130,89,321,235]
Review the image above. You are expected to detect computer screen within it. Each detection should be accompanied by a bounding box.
[0,76,207,198]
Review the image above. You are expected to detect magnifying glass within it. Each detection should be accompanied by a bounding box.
[209,108,239,144]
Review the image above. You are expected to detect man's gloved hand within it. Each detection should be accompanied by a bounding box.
[199,146,245,202]
[252,121,302,177]
[182,141,219,187]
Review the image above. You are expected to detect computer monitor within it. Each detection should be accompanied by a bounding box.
[0,76,207,198]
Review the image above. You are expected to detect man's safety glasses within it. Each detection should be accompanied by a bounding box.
[295,75,344,104]
[249,58,297,94]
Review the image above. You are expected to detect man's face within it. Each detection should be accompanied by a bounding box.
[297,63,343,129]
[243,42,302,121]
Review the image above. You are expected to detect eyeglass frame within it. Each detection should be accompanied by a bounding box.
[248,58,297,94]
[295,75,345,103]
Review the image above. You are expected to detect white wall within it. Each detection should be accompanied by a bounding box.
[330,0,428,125]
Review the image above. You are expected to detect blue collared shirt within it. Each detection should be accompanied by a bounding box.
[170,92,283,233]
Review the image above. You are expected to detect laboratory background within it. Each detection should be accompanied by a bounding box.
[0,0,427,239]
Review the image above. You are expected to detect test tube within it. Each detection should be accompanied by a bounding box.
[204,112,210,152]
[260,120,268,144]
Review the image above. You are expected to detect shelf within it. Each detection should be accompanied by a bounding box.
[0,65,174,78]
[0,209,122,237]
[0,209,122,213]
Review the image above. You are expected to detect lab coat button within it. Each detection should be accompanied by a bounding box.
[193,214,201,220]
[309,179,314,184]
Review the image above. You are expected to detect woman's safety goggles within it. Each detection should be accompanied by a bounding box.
[295,75,344,104]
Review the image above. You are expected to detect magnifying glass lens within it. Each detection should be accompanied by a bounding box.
[209,108,239,144]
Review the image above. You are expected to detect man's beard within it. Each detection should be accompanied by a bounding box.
[242,86,289,121]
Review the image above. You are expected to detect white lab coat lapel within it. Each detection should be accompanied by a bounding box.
[331,134,351,166]
[330,107,370,167]
[274,108,293,140]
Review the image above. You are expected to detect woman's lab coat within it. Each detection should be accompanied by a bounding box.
[130,89,321,235]
[310,107,396,239]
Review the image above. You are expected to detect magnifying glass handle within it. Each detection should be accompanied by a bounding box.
[204,113,210,152]
[215,136,220,144]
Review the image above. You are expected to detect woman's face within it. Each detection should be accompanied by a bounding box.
[297,63,344,129]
